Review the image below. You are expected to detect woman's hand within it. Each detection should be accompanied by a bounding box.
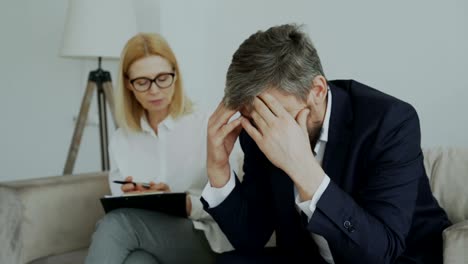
[121,176,139,192]
[149,182,171,192]
[121,176,171,194]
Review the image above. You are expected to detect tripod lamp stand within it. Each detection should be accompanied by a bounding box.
[60,0,137,174]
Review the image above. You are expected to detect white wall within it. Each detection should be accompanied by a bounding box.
[161,0,468,146]
[1,0,467,181]
[0,0,160,181]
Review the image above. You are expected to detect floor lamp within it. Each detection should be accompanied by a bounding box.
[61,0,137,174]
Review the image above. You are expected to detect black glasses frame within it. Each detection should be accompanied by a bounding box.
[129,72,176,92]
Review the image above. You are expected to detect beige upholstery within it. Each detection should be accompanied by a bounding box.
[0,187,22,263]
[422,147,468,264]
[0,172,109,264]
[0,147,466,263]
[443,220,468,264]
[423,147,468,224]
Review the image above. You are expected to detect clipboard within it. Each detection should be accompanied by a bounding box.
[100,192,187,218]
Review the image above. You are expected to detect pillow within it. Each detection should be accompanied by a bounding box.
[423,147,468,223]
[443,220,468,264]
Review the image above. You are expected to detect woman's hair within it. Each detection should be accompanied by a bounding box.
[115,33,193,132]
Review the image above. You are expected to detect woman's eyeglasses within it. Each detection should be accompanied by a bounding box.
[129,72,175,92]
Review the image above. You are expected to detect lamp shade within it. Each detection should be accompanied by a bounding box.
[61,0,138,59]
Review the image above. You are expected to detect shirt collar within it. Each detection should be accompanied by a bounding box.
[318,87,332,143]
[140,115,175,134]
[162,116,175,130]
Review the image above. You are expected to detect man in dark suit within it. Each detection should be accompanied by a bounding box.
[201,24,450,263]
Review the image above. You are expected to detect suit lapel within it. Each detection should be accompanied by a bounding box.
[322,82,353,187]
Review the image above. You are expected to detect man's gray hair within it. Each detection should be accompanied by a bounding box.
[223,24,325,110]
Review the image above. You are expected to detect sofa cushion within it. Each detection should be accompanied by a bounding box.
[28,248,88,264]
[423,147,468,224]
[443,220,468,264]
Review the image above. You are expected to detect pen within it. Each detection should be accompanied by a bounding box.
[113,180,151,189]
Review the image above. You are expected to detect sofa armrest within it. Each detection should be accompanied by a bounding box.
[443,220,468,264]
[0,187,23,264]
[0,172,109,263]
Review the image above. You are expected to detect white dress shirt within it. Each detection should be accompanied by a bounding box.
[202,89,334,263]
[108,110,235,253]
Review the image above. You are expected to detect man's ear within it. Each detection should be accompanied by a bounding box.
[307,75,327,105]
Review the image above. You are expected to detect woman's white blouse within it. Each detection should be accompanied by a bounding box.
[108,111,235,253]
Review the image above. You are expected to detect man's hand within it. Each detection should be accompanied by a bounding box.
[207,102,243,188]
[241,93,325,200]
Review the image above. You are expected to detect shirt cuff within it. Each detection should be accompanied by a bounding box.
[188,193,202,219]
[201,171,236,208]
[295,174,331,220]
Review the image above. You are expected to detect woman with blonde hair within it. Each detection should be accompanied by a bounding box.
[85,33,234,263]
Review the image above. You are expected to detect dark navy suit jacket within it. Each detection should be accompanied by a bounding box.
[202,80,450,264]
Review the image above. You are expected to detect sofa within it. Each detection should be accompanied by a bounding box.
[0,147,467,264]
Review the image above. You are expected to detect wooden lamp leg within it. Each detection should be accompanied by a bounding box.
[63,81,96,175]
[102,81,118,128]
